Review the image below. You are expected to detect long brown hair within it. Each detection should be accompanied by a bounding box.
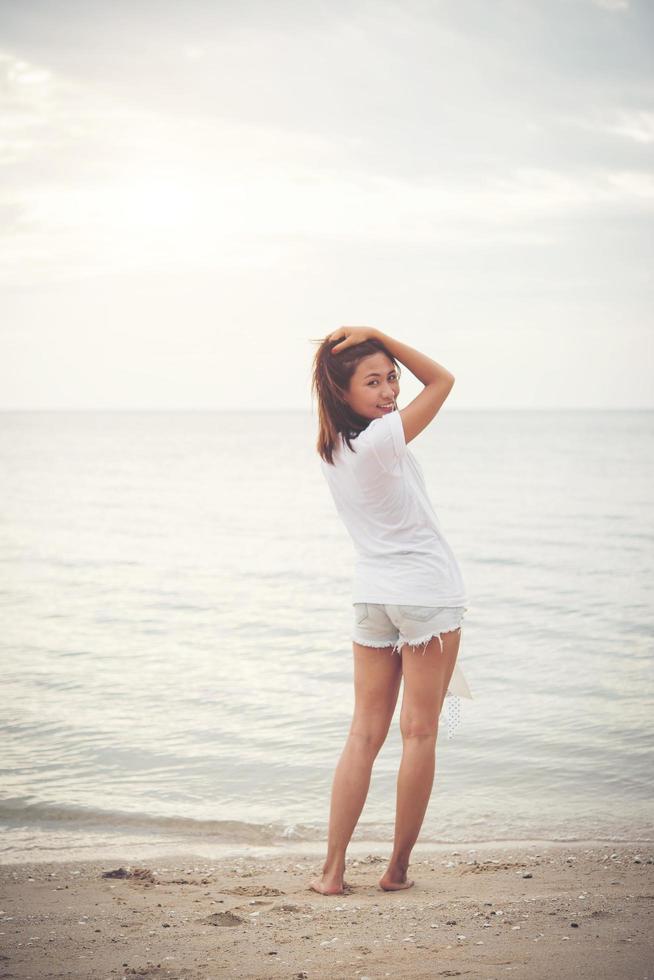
[310,334,401,464]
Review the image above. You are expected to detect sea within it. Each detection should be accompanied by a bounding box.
[1,409,652,864]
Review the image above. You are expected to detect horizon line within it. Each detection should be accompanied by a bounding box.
[0,407,652,413]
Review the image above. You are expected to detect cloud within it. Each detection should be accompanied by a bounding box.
[577,109,654,144]
[591,0,630,11]
[0,2,652,408]
[0,1,652,285]
[1,42,653,288]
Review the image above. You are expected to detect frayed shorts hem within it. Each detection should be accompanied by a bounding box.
[351,623,463,656]
[351,604,467,656]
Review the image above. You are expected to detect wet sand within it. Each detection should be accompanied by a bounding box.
[0,840,651,979]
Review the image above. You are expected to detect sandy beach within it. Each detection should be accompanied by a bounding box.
[0,840,651,979]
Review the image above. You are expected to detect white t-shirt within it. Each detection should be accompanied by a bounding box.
[320,408,468,607]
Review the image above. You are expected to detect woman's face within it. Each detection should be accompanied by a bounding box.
[344,352,400,421]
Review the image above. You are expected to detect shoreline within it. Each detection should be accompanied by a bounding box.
[2,832,652,868]
[2,823,652,868]
[1,840,651,979]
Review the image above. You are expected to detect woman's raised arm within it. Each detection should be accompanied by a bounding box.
[374,328,456,445]
[327,325,457,445]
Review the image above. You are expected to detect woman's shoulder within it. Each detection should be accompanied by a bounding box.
[357,411,406,472]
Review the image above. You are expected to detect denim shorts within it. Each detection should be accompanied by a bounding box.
[352,603,467,656]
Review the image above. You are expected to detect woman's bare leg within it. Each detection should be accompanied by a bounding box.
[309,642,402,895]
[379,628,461,891]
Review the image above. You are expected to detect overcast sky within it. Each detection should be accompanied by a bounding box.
[1,0,652,410]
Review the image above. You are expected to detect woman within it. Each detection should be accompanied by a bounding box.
[308,325,473,896]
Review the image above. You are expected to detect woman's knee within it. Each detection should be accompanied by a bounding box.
[349,715,391,751]
[399,716,439,739]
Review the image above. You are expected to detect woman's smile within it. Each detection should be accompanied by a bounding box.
[343,351,401,421]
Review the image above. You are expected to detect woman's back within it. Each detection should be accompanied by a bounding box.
[321,408,468,608]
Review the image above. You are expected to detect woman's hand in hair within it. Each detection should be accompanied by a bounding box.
[327,326,379,352]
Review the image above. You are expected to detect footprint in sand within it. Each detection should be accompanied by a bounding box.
[201,911,246,927]
[225,884,286,896]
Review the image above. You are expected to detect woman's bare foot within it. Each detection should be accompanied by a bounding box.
[379,861,415,891]
[308,874,353,896]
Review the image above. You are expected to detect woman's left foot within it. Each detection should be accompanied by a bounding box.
[308,875,353,895]
[379,862,415,891]
[378,873,415,891]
